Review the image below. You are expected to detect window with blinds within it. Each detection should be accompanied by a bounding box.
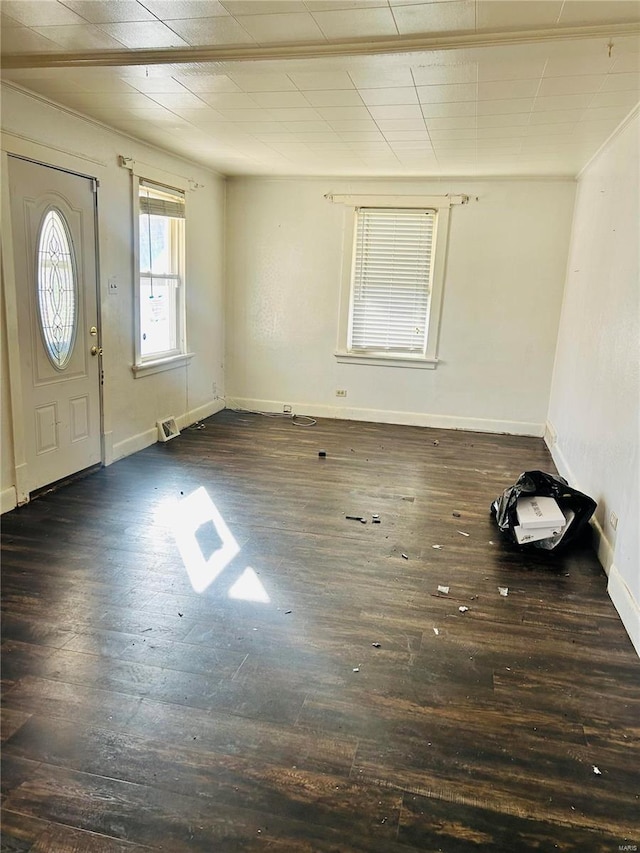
[349,208,435,355]
[138,180,185,361]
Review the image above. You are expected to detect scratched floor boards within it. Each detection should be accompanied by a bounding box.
[1,411,638,853]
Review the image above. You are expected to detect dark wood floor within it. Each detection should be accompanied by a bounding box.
[2,411,638,852]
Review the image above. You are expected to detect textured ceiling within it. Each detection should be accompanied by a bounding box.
[2,0,639,177]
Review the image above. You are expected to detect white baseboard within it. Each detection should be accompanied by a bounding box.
[546,419,639,658]
[111,399,225,463]
[608,564,640,657]
[227,398,543,436]
[178,398,225,430]
[1,486,17,514]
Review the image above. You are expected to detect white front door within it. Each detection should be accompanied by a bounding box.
[9,156,102,495]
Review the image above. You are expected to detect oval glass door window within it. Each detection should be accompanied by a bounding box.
[36,208,78,369]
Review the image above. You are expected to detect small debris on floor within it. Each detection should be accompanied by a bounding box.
[318,450,326,457]
[432,544,442,549]
[433,628,440,636]
[372,514,381,523]
[469,595,478,601]
[285,610,292,614]
[372,642,381,648]
[458,530,470,537]
[499,587,509,597]
[433,440,439,446]
[346,515,365,522]
[593,766,602,775]
[401,553,409,560]
[452,511,461,518]
[353,667,360,673]
[437,585,450,594]
[178,612,183,617]
[141,628,152,632]
[458,606,469,613]
[381,817,388,824]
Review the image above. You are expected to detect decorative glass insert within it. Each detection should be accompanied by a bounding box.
[36,208,77,369]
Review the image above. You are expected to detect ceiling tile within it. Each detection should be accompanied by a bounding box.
[533,93,594,111]
[476,125,526,138]
[538,75,607,96]
[348,67,415,88]
[528,109,585,124]
[228,72,297,91]
[476,112,531,127]
[476,1,563,30]
[268,107,324,121]
[283,120,333,131]
[163,16,256,45]
[421,100,477,117]
[250,91,311,108]
[62,0,156,23]
[291,131,341,141]
[426,115,478,130]
[581,104,636,122]
[127,76,194,94]
[337,131,386,141]
[374,118,427,131]
[417,83,478,103]
[199,92,261,107]
[367,104,425,120]
[588,90,640,109]
[138,1,230,19]
[525,123,578,136]
[147,92,209,109]
[477,58,546,81]
[216,108,278,121]
[429,127,477,140]
[543,55,613,77]
[311,7,398,38]
[98,20,190,47]
[557,1,640,25]
[315,105,372,120]
[411,63,478,85]
[328,120,385,131]
[222,1,308,14]
[31,23,128,49]
[2,1,88,26]
[610,53,640,74]
[600,71,640,92]
[391,1,475,35]
[302,89,364,106]
[305,1,388,9]
[476,97,534,115]
[0,26,60,53]
[478,79,540,100]
[235,12,325,42]
[359,87,419,106]
[288,71,355,90]
[382,129,430,140]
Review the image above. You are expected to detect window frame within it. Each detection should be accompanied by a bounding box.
[131,173,193,378]
[334,194,457,369]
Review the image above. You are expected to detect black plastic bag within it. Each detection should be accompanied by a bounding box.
[491,470,597,551]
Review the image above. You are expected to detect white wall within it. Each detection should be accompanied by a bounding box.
[547,110,640,656]
[225,176,575,435]
[0,84,226,510]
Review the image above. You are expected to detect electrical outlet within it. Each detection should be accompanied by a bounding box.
[283,404,292,413]
[609,511,618,530]
[336,390,347,397]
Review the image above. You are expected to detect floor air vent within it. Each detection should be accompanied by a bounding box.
[157,417,180,442]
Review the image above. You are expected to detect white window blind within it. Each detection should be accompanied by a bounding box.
[350,208,435,354]
[139,180,185,219]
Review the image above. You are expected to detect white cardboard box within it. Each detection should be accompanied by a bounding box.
[514,523,564,545]
[516,495,566,529]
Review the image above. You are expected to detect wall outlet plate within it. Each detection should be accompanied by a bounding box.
[283,404,292,413]
[157,417,180,442]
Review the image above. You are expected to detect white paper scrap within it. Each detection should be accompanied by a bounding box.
[593,765,601,775]
[437,585,450,594]
[499,587,509,597]
[458,606,469,613]
[458,531,470,537]
[433,628,439,636]
[432,544,442,549]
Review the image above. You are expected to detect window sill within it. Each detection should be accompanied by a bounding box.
[132,352,194,378]
[334,352,438,369]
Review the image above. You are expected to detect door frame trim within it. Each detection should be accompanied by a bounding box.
[1,149,105,505]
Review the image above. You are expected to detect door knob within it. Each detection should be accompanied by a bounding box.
[91,346,103,356]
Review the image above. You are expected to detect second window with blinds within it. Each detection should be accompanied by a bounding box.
[336,203,451,369]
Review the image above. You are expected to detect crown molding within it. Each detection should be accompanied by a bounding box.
[2,22,639,69]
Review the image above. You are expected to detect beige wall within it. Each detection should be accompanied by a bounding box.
[225,176,576,435]
[1,84,226,511]
[548,110,640,655]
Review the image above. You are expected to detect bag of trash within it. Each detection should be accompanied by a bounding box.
[490,470,596,551]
